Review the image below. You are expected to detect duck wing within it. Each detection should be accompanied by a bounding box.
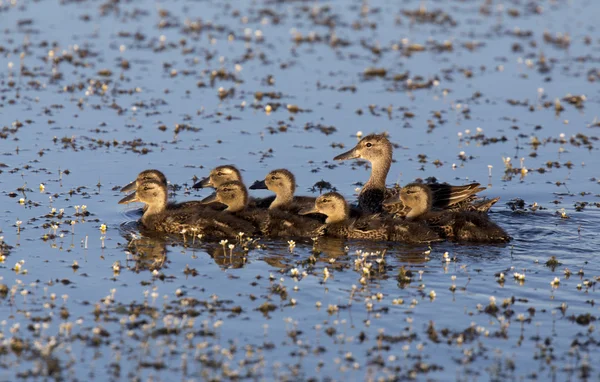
[459,197,500,213]
[292,196,317,209]
[169,200,212,210]
[428,183,486,208]
[346,215,389,240]
[382,183,490,217]
[451,212,511,243]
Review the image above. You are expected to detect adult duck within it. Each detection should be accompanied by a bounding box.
[334,134,487,214]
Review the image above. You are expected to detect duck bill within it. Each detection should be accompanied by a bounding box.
[298,206,319,215]
[118,192,140,204]
[200,192,219,204]
[249,179,268,190]
[120,181,137,193]
[333,146,360,161]
[192,177,212,189]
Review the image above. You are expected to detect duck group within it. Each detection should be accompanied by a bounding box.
[118,134,510,244]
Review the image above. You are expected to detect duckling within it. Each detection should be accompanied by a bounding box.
[121,169,167,193]
[120,169,205,211]
[299,192,441,243]
[119,180,258,238]
[249,169,316,211]
[201,180,249,212]
[400,183,510,243]
[193,165,275,208]
[202,181,322,238]
[192,165,243,189]
[334,134,486,214]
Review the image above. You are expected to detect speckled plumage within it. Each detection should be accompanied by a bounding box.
[400,183,510,243]
[300,192,441,243]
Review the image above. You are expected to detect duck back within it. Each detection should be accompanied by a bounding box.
[451,212,511,243]
[143,208,258,239]
[386,219,442,244]
[264,209,322,238]
[421,211,510,243]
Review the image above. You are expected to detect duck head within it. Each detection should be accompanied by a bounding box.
[250,168,296,208]
[299,192,349,224]
[201,180,248,212]
[193,165,242,189]
[399,183,433,219]
[120,169,167,193]
[119,180,168,215]
[334,134,393,194]
[334,134,393,165]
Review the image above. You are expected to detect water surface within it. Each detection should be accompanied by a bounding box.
[1,0,599,380]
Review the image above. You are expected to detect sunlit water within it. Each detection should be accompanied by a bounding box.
[1,0,599,380]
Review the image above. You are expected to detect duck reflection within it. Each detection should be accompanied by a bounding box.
[124,234,168,272]
[120,223,258,271]
[119,223,434,277]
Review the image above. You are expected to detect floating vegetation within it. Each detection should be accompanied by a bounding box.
[0,0,599,380]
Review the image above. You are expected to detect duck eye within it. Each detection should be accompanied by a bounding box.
[271,176,277,180]
[366,142,373,148]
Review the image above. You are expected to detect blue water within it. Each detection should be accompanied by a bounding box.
[0,0,599,380]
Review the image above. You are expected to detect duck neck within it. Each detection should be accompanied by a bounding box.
[269,190,293,209]
[225,198,247,213]
[141,197,167,225]
[325,206,349,224]
[363,157,390,192]
[405,197,430,220]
